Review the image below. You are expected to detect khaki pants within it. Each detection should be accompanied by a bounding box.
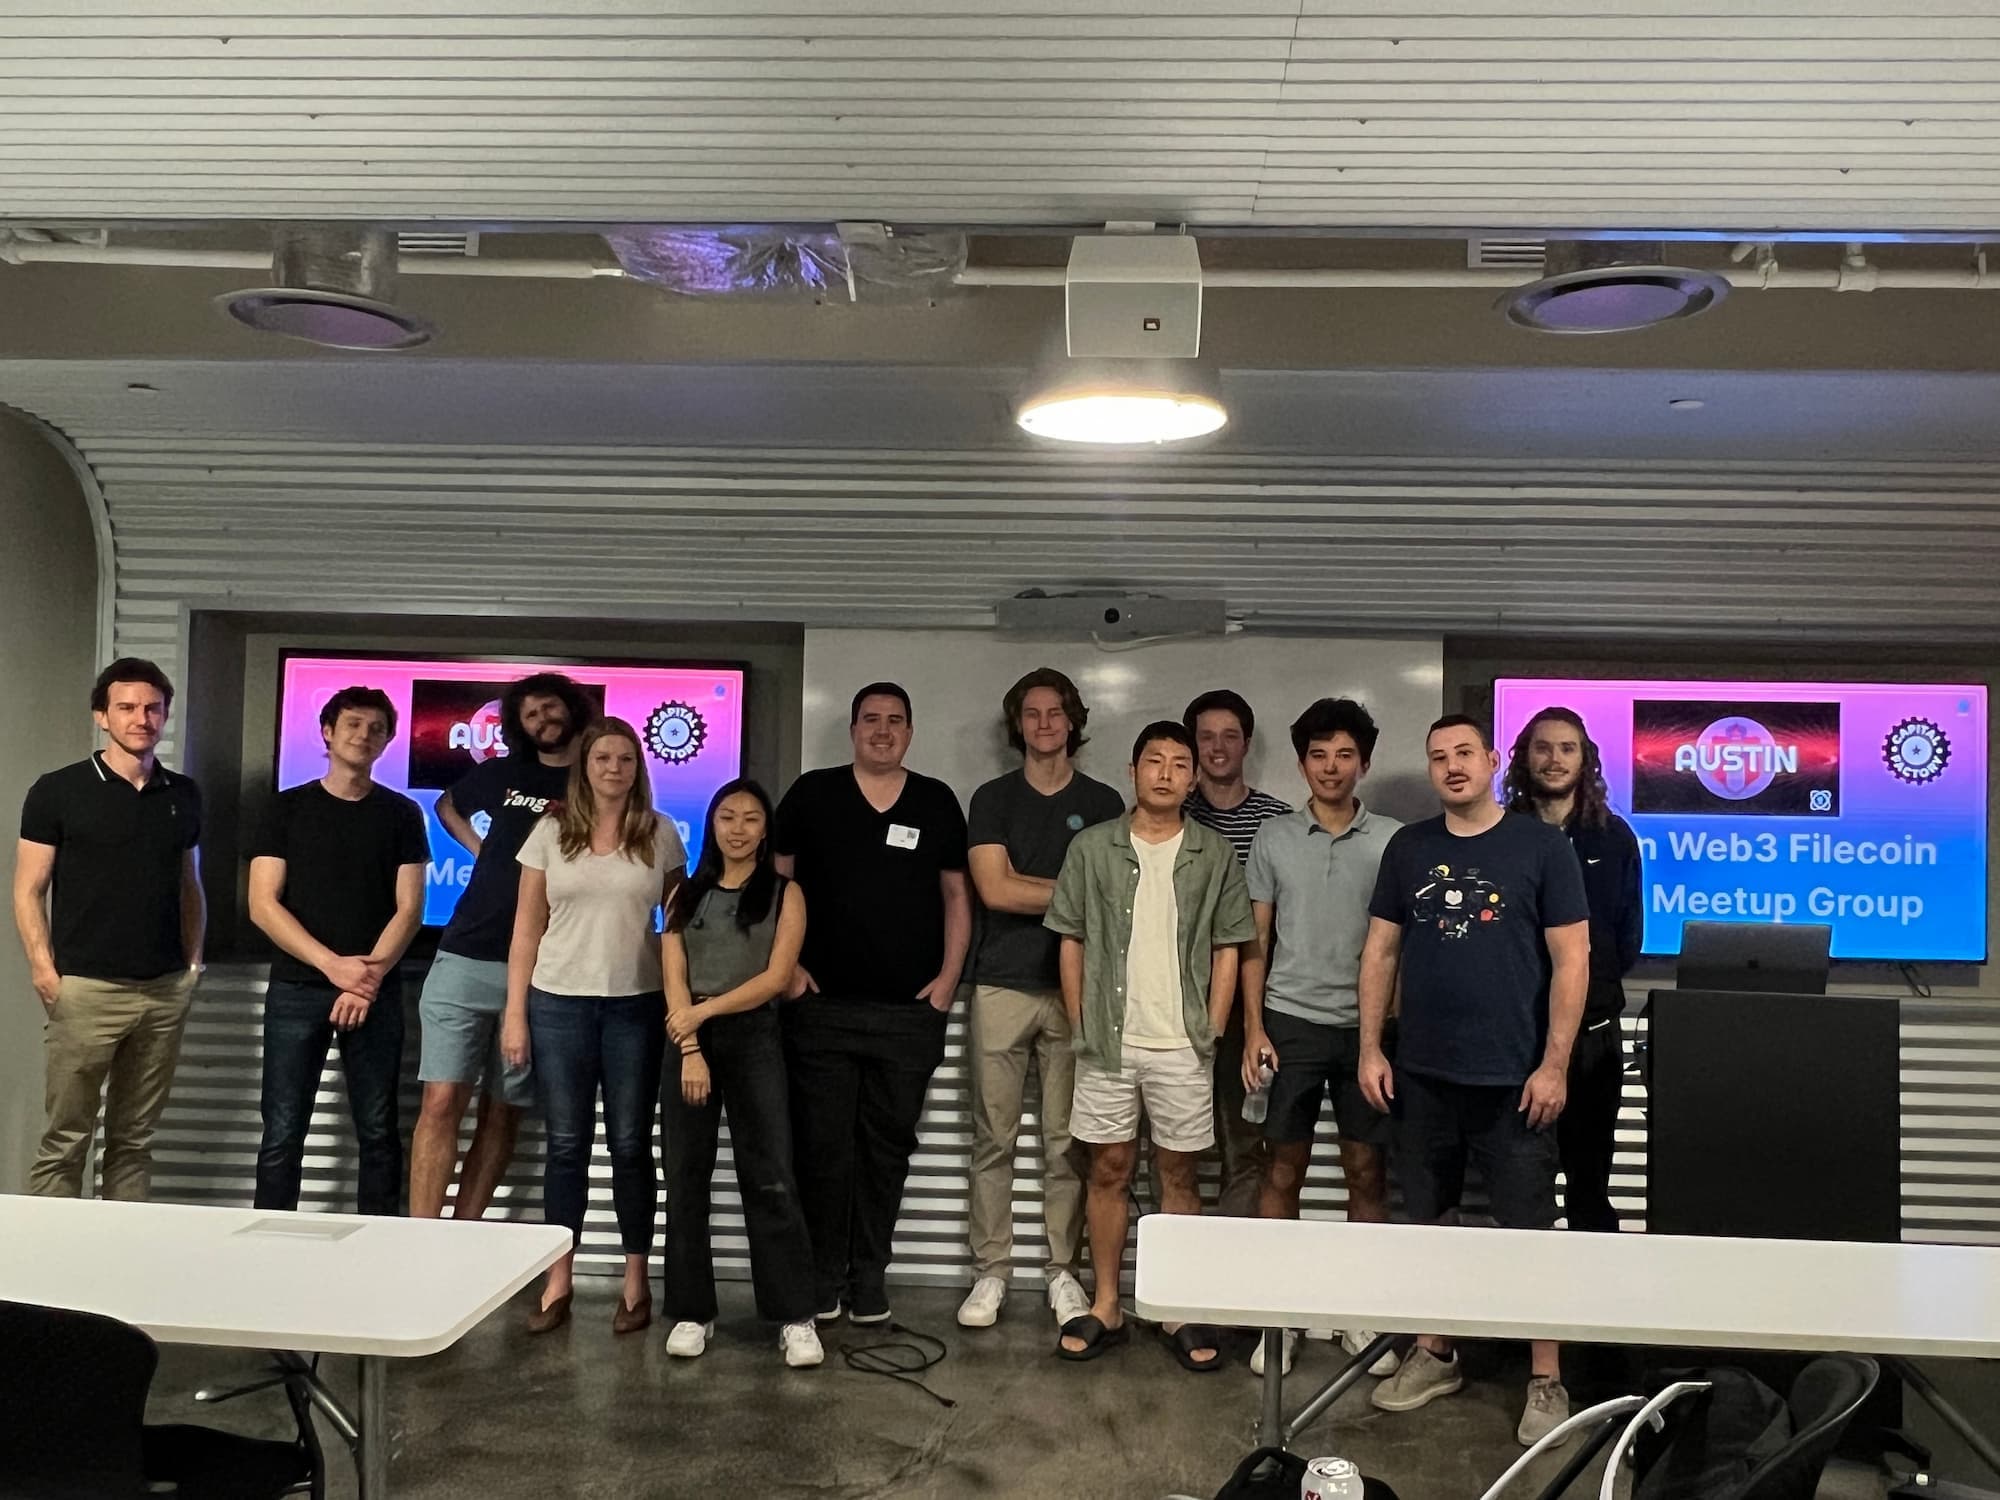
[31,970,196,1200]
[966,984,1085,1279]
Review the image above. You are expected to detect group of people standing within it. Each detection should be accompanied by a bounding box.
[14,654,1642,1448]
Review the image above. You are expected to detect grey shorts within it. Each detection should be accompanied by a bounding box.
[417,951,534,1108]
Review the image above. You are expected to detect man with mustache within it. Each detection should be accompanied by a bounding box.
[16,658,206,1199]
[1359,715,1590,1447]
[1502,708,1643,1236]
[410,671,596,1220]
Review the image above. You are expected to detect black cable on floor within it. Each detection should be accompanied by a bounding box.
[839,1323,955,1409]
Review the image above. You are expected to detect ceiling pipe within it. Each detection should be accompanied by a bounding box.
[955,260,2000,292]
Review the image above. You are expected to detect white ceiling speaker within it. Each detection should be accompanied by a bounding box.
[1065,234,1203,358]
[1016,357,1228,446]
[1500,241,1729,334]
[219,226,432,350]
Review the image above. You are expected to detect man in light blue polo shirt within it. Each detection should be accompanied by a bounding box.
[1241,697,1401,1378]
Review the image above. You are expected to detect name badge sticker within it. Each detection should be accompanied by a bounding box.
[887,823,921,850]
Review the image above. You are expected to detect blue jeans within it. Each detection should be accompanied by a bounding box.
[256,976,405,1217]
[528,989,664,1252]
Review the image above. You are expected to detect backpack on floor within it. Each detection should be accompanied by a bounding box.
[1630,1366,1793,1500]
[1210,1447,1401,1500]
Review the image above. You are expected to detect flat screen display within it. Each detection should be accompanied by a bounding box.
[277,654,746,928]
[1492,679,1987,962]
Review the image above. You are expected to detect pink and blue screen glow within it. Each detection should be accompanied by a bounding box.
[278,656,746,927]
[1493,679,1987,962]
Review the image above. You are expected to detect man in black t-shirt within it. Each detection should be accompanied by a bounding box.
[249,686,429,1216]
[16,658,205,1201]
[1501,707,1644,1236]
[957,668,1123,1334]
[773,682,971,1324]
[409,672,594,1220]
[1359,715,1590,1448]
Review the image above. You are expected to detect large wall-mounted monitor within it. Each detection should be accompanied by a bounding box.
[277,654,746,928]
[1492,679,1987,963]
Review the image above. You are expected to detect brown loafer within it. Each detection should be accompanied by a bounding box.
[526,1292,573,1335]
[613,1295,653,1336]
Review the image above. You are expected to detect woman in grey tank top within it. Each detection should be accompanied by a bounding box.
[662,778,822,1367]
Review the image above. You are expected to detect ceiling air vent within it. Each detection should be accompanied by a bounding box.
[219,226,432,350]
[1468,238,1546,269]
[396,231,479,257]
[1500,241,1729,334]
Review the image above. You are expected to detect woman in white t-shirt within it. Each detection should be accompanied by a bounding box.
[501,716,685,1335]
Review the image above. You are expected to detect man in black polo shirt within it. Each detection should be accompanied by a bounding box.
[14,658,205,1200]
[249,686,430,1217]
[774,682,971,1324]
[1501,706,1643,1234]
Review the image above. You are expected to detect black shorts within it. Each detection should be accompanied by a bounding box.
[1393,1067,1558,1230]
[1260,1010,1392,1149]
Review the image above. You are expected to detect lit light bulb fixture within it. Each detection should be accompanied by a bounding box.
[1015,360,1228,445]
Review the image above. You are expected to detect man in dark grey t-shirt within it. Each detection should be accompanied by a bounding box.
[958,669,1123,1334]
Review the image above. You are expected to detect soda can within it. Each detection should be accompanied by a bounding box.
[1302,1455,1364,1500]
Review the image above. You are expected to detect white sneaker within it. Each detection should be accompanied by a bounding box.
[1047,1271,1091,1328]
[1342,1329,1403,1378]
[1370,1347,1464,1412]
[957,1275,1008,1328]
[780,1320,825,1369]
[1249,1329,1299,1377]
[664,1320,714,1358]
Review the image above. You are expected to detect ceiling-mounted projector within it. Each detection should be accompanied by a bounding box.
[1066,235,1203,358]
[995,592,1229,640]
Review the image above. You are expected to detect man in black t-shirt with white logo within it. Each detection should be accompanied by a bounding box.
[408,672,595,1220]
[249,686,429,1216]
[1359,714,1590,1448]
[774,682,971,1325]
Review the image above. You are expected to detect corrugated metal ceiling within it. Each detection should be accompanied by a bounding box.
[3,2,1999,231]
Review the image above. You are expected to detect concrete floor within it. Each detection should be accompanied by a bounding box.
[148,1284,1934,1500]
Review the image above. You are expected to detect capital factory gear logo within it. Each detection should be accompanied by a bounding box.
[1883,717,1951,785]
[644,701,708,765]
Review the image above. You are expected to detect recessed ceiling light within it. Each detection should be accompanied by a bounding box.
[1016,360,1227,445]
[1667,398,1706,410]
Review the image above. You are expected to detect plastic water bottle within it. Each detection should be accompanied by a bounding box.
[1242,1061,1275,1123]
[1302,1456,1366,1499]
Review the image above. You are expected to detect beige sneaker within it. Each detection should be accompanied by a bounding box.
[1370,1346,1464,1412]
[1517,1376,1572,1447]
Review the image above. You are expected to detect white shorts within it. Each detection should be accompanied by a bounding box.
[1071,1043,1215,1152]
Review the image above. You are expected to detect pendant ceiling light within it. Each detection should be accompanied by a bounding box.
[1016,360,1227,446]
[219,226,432,350]
[1500,241,1729,334]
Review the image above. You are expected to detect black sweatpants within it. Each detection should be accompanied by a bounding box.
[781,995,948,1310]
[1558,1019,1625,1233]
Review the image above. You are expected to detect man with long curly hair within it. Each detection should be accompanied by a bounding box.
[1501,707,1643,1237]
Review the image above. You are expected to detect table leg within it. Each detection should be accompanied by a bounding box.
[358,1354,390,1499]
[1283,1334,1407,1449]
[1889,1357,2000,1483]
[1259,1330,1286,1448]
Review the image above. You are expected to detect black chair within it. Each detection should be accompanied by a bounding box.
[0,1299,317,1500]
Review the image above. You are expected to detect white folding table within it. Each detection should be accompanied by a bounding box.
[1135,1216,2000,1474]
[0,1195,570,1499]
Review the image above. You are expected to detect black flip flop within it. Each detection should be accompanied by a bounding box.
[1161,1322,1225,1373]
[1055,1313,1130,1362]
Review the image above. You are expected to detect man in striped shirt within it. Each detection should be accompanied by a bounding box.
[1179,689,1291,1215]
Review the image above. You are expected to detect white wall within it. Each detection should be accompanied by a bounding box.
[0,411,100,1192]
[801,629,1445,820]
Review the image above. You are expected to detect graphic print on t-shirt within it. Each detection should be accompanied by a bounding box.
[1411,862,1506,939]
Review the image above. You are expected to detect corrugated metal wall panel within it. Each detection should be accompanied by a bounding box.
[2,3,1999,229]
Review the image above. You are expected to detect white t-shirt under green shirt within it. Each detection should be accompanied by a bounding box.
[517,815,686,997]
[1122,828,1186,1049]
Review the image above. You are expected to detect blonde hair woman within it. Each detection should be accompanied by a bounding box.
[502,717,685,1333]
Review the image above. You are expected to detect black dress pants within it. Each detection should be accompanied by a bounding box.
[781,995,948,1310]
[1559,1018,1625,1233]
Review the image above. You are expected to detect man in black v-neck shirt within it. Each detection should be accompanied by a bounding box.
[248,686,429,1216]
[774,682,971,1323]
[16,658,205,1201]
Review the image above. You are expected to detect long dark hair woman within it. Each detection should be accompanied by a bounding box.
[501,717,685,1335]
[661,777,821,1367]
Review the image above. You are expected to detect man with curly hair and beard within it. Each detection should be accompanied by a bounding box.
[410,672,599,1220]
[1502,707,1643,1237]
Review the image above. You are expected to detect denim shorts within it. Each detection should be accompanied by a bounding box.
[417,951,534,1108]
[1393,1066,1558,1230]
